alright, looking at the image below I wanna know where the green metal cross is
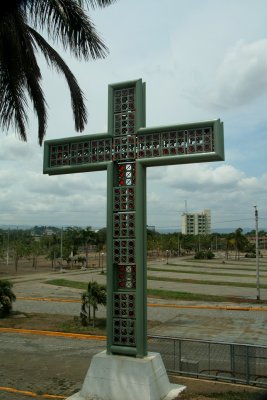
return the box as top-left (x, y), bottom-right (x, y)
top-left (43, 78), bottom-right (224, 358)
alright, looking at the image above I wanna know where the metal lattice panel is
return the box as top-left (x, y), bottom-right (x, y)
top-left (137, 127), bottom-right (214, 158)
top-left (50, 144), bottom-right (70, 167)
top-left (113, 293), bottom-right (135, 316)
top-left (114, 88), bottom-right (135, 114)
top-left (138, 133), bottom-right (160, 158)
top-left (115, 163), bottom-right (136, 186)
top-left (48, 126), bottom-right (216, 169)
top-left (113, 137), bottom-right (136, 161)
top-left (49, 139), bottom-right (112, 167)
top-left (90, 139), bottom-right (112, 162)
top-left (116, 264), bottom-right (136, 289)
top-left (113, 212), bottom-right (135, 237)
top-left (113, 239), bottom-right (135, 264)
top-left (70, 142), bottom-right (91, 164)
top-left (187, 128), bottom-right (214, 153)
top-left (114, 112), bottom-right (135, 136)
top-left (113, 318), bottom-right (136, 346)
top-left (113, 187), bottom-right (135, 211)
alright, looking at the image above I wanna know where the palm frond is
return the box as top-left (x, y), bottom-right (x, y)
top-left (0, 10), bottom-right (30, 141)
top-left (0, 9), bottom-right (48, 144)
top-left (26, 0), bottom-right (108, 60)
top-left (23, 30), bottom-right (47, 145)
top-left (78, 0), bottom-right (117, 9)
top-left (29, 27), bottom-right (87, 133)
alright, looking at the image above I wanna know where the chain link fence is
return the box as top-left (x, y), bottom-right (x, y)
top-left (148, 335), bottom-right (267, 388)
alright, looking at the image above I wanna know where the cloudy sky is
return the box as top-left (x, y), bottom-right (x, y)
top-left (1, 0), bottom-right (267, 232)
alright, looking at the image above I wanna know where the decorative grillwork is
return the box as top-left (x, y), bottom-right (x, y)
top-left (90, 139), bottom-right (112, 162)
top-left (70, 142), bottom-right (90, 164)
top-left (113, 136), bottom-right (136, 160)
top-left (113, 187), bottom-right (135, 211)
top-left (48, 127), bottom-right (215, 167)
top-left (115, 162), bottom-right (136, 186)
top-left (49, 139), bottom-right (112, 167)
top-left (137, 127), bottom-right (214, 158)
top-left (113, 239), bottom-right (135, 264)
top-left (115, 264), bottom-right (136, 289)
top-left (113, 212), bottom-right (135, 237)
top-left (114, 87), bottom-right (135, 114)
top-left (113, 293), bottom-right (135, 316)
top-left (114, 112), bottom-right (135, 136)
top-left (113, 318), bottom-right (136, 346)
top-left (50, 144), bottom-right (69, 166)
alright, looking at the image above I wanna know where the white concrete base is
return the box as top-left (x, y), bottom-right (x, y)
top-left (67, 351), bottom-right (185, 400)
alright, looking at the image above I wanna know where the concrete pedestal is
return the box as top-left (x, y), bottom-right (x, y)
top-left (67, 351), bottom-right (185, 400)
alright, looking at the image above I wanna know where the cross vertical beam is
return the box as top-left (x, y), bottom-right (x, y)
top-left (106, 79), bottom-right (147, 357)
top-left (43, 78), bottom-right (224, 359)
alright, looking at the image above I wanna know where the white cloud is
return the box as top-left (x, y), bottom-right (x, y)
top-left (162, 164), bottom-right (244, 191)
top-left (0, 134), bottom-right (35, 161)
top-left (202, 39), bottom-right (267, 109)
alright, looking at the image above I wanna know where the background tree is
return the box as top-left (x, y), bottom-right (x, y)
top-left (29, 240), bottom-right (43, 270)
top-left (44, 233), bottom-right (61, 269)
top-left (0, 0), bottom-right (117, 144)
top-left (10, 230), bottom-right (32, 272)
top-left (80, 227), bottom-right (96, 268)
top-left (234, 228), bottom-right (250, 259)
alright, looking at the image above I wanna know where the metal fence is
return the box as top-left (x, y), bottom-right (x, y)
top-left (148, 335), bottom-right (267, 388)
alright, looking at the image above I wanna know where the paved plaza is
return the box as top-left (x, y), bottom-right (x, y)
top-left (3, 255), bottom-right (267, 346)
top-left (1, 256), bottom-right (267, 399)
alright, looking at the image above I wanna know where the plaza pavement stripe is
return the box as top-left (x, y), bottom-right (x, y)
top-left (17, 296), bottom-right (267, 311)
top-left (148, 304), bottom-right (267, 311)
top-left (17, 296), bottom-right (80, 303)
top-left (0, 327), bottom-right (106, 341)
top-left (0, 386), bottom-right (65, 399)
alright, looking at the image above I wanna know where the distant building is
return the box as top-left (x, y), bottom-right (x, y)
top-left (247, 236), bottom-right (267, 250)
top-left (181, 209), bottom-right (211, 235)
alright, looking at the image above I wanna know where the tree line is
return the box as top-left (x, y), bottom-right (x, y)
top-left (0, 226), bottom-right (265, 271)
top-left (0, 226), bottom-right (106, 271)
top-left (147, 227), bottom-right (266, 260)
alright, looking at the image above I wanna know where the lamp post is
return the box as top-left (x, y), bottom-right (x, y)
top-left (177, 233), bottom-right (181, 257)
top-left (101, 252), bottom-right (105, 274)
top-left (254, 206), bottom-right (260, 301)
top-left (60, 227), bottom-right (64, 271)
top-left (166, 250), bottom-right (170, 264)
top-left (6, 228), bottom-right (10, 266)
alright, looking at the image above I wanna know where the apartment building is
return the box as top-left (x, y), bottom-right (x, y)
top-left (181, 209), bottom-right (211, 235)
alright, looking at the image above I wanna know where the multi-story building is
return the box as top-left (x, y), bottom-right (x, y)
top-left (181, 209), bottom-right (211, 235)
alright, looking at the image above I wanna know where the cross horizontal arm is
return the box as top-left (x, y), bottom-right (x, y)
top-left (44, 119), bottom-right (224, 175)
top-left (43, 133), bottom-right (113, 175)
top-left (136, 118), bottom-right (224, 167)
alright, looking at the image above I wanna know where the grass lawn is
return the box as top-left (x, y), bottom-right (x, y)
top-left (45, 279), bottom-right (265, 304)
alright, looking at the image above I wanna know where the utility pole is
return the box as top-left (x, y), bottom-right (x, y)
top-left (6, 228), bottom-right (10, 266)
top-left (60, 227), bottom-right (63, 270)
top-left (254, 206), bottom-right (260, 301)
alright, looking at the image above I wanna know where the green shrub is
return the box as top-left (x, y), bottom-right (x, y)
top-left (195, 250), bottom-right (215, 260)
top-left (0, 280), bottom-right (16, 317)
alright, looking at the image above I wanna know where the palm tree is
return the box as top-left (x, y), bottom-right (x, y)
top-left (0, 0), bottom-right (116, 145)
top-left (0, 280), bottom-right (16, 316)
top-left (80, 280), bottom-right (106, 327)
